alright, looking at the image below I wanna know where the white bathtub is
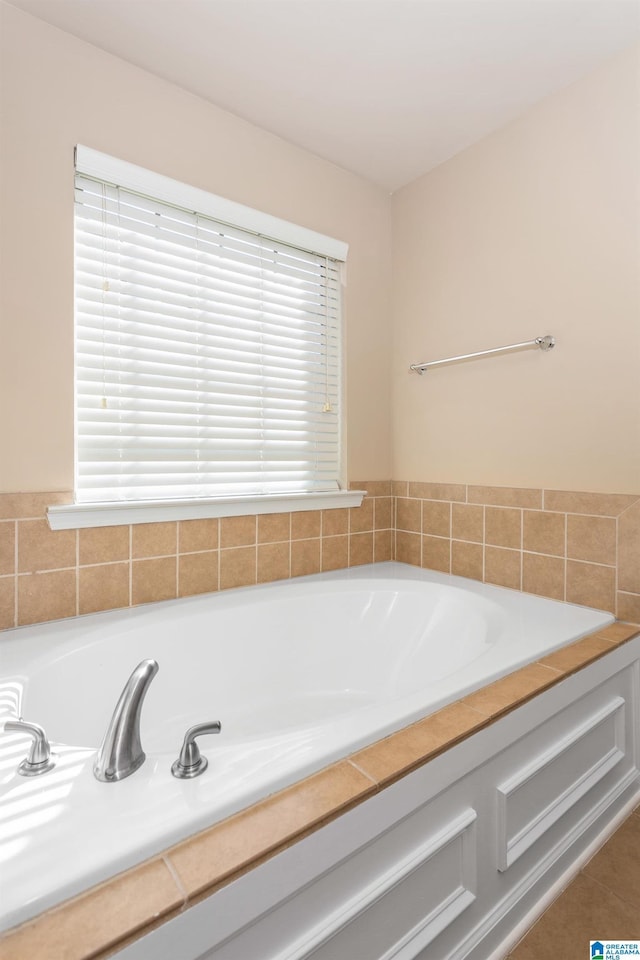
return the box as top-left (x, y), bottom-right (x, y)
top-left (0, 562), bottom-right (613, 933)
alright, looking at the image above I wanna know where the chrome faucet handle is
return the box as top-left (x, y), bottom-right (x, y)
top-left (171, 721), bottom-right (221, 779)
top-left (3, 719), bottom-right (56, 776)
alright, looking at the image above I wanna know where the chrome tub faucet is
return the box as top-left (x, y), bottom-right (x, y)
top-left (94, 659), bottom-right (159, 782)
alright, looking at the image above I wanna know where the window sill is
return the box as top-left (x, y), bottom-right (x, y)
top-left (47, 490), bottom-right (366, 530)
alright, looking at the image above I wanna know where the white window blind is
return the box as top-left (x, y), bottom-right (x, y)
top-left (74, 157), bottom-right (345, 504)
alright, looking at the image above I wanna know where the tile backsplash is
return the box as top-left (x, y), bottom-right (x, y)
top-left (0, 485), bottom-right (393, 629)
top-left (393, 482), bottom-right (640, 622)
top-left (1, 481), bottom-right (638, 630)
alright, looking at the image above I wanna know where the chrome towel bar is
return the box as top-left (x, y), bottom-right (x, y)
top-left (410, 335), bottom-right (555, 374)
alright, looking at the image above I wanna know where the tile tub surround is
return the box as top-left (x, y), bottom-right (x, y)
top-left (393, 483), bottom-right (640, 622)
top-left (0, 484), bottom-right (393, 630)
top-left (1, 482), bottom-right (638, 630)
top-left (1, 621), bottom-right (638, 960)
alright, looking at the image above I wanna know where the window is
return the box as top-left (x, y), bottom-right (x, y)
top-left (50, 147), bottom-right (361, 529)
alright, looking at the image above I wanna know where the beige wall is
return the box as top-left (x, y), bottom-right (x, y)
top-left (392, 44), bottom-right (640, 494)
top-left (0, 3), bottom-right (392, 493)
top-left (2, 5), bottom-right (638, 500)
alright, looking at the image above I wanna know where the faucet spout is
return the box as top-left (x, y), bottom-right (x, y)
top-left (94, 659), bottom-right (159, 782)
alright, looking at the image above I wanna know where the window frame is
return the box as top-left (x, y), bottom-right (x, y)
top-left (48, 147), bottom-right (362, 530)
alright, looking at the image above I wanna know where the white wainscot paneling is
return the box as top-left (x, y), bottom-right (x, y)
top-left (207, 807), bottom-right (477, 960)
top-left (496, 697), bottom-right (626, 872)
top-left (116, 639), bottom-right (640, 960)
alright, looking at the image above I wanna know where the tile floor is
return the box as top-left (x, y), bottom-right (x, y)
top-left (507, 803), bottom-right (640, 958)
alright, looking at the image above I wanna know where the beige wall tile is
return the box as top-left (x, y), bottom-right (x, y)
top-left (0, 577), bottom-right (15, 630)
top-left (178, 519), bottom-right (219, 553)
top-left (408, 482), bottom-right (466, 501)
top-left (462, 663), bottom-right (560, 717)
top-left (618, 500), bottom-right (640, 594)
top-left (0, 859), bottom-right (183, 960)
top-left (132, 522), bottom-right (177, 559)
top-left (566, 560), bottom-right (616, 613)
top-left (523, 510), bottom-right (565, 557)
top-left (395, 531), bottom-right (420, 566)
top-left (374, 529), bottom-right (392, 562)
top-left (349, 532), bottom-right (374, 567)
top-left (257, 542), bottom-right (290, 584)
top-left (0, 491), bottom-right (73, 520)
top-left (485, 506), bottom-right (521, 549)
top-left (392, 480), bottom-right (409, 496)
top-left (17, 569), bottom-right (76, 625)
top-left (220, 515), bottom-right (257, 548)
top-left (18, 519), bottom-right (76, 573)
top-left (219, 546), bottom-right (257, 590)
top-left (0, 522), bottom-right (15, 575)
top-left (257, 513), bottom-right (291, 543)
top-left (179, 552), bottom-right (219, 597)
top-left (168, 762), bottom-right (374, 899)
top-left (538, 635), bottom-right (616, 673)
top-left (522, 553), bottom-right (565, 601)
top-left (321, 535), bottom-right (349, 571)
top-left (422, 500), bottom-right (450, 538)
top-left (352, 480), bottom-right (392, 497)
top-left (291, 510), bottom-right (321, 540)
top-left (422, 535), bottom-right (450, 573)
top-left (79, 562), bottom-right (130, 615)
top-left (79, 525), bottom-right (129, 566)
top-left (351, 702), bottom-right (484, 786)
top-left (373, 497), bottom-right (392, 530)
top-left (451, 540), bottom-right (483, 581)
top-left (567, 514), bottom-right (616, 565)
top-left (452, 503), bottom-right (483, 543)
top-left (349, 498), bottom-right (374, 533)
top-left (591, 622), bottom-right (639, 644)
top-left (544, 490), bottom-right (638, 517)
top-left (617, 592), bottom-right (640, 624)
top-left (484, 546), bottom-right (521, 590)
top-left (132, 557), bottom-right (177, 605)
top-left (321, 508), bottom-right (348, 537)
top-left (468, 485), bottom-right (542, 509)
top-left (291, 538), bottom-right (321, 577)
top-left (396, 497), bottom-right (421, 532)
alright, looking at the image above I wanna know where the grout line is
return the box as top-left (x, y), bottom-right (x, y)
top-left (615, 516), bottom-right (619, 618)
top-left (161, 856), bottom-right (188, 905)
top-left (347, 759), bottom-right (379, 787)
top-left (520, 509), bottom-right (524, 591)
top-left (563, 511), bottom-right (568, 601)
top-left (13, 520), bottom-right (18, 627)
top-left (75, 529), bottom-right (79, 617)
top-left (128, 525), bottom-right (133, 607)
top-left (580, 870), bottom-right (639, 913)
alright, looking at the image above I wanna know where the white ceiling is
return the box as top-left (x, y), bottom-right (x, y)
top-left (7, 0), bottom-right (640, 190)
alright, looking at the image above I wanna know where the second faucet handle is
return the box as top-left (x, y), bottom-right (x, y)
top-left (171, 721), bottom-right (221, 779)
top-left (4, 719), bottom-right (55, 776)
